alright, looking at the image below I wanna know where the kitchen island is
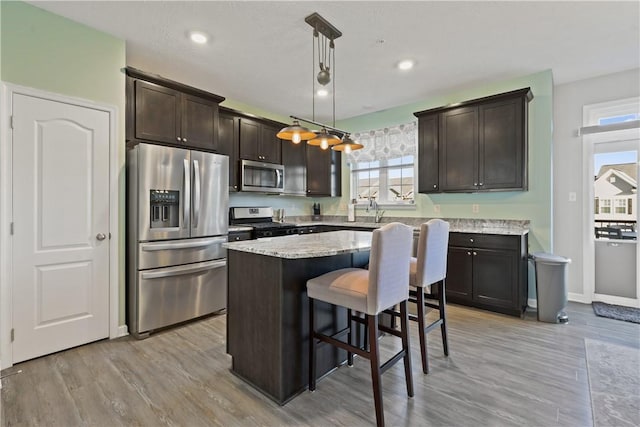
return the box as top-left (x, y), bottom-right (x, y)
top-left (224, 231), bottom-right (373, 404)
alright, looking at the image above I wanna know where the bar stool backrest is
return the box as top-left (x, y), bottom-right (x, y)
top-left (415, 219), bottom-right (450, 288)
top-left (367, 222), bottom-right (413, 314)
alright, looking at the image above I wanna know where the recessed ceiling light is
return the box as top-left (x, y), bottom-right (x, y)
top-left (397, 60), bottom-right (414, 71)
top-left (189, 31), bottom-right (208, 45)
top-left (317, 89), bottom-right (328, 97)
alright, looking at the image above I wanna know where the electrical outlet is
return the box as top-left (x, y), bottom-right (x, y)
top-left (433, 204), bottom-right (441, 213)
top-left (568, 192), bottom-right (577, 202)
top-left (472, 204), bottom-right (480, 213)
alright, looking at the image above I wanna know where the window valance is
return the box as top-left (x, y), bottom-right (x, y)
top-left (346, 121), bottom-right (417, 164)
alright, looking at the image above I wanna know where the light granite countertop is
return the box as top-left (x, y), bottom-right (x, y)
top-left (223, 230), bottom-right (373, 259)
top-left (289, 217), bottom-right (529, 236)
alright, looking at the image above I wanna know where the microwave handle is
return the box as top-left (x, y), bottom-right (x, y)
top-left (275, 169), bottom-right (282, 189)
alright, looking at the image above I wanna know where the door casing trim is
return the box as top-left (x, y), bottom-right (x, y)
top-left (0, 82), bottom-right (120, 369)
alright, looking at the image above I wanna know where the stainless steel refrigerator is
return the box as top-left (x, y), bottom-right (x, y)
top-left (127, 143), bottom-right (228, 338)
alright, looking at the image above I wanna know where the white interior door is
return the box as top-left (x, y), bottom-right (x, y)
top-left (11, 93), bottom-right (110, 363)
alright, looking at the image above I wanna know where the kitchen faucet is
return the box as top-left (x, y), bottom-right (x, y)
top-left (366, 198), bottom-right (384, 223)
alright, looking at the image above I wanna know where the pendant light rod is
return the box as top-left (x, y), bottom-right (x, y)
top-left (289, 115), bottom-right (348, 137)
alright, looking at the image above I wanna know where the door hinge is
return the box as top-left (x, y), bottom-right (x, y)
top-left (10, 328), bottom-right (14, 342)
top-left (10, 222), bottom-right (14, 235)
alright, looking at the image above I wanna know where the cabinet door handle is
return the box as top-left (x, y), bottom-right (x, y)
top-left (479, 182), bottom-right (483, 186)
top-left (433, 184), bottom-right (437, 188)
top-left (467, 251), bottom-right (472, 255)
top-left (473, 251), bottom-right (477, 256)
top-left (183, 138), bottom-right (188, 143)
top-left (177, 137), bottom-right (182, 142)
top-left (470, 238), bottom-right (474, 243)
top-left (474, 182), bottom-right (478, 186)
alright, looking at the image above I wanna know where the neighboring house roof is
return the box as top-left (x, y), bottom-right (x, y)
top-left (595, 167), bottom-right (637, 196)
top-left (597, 163), bottom-right (637, 181)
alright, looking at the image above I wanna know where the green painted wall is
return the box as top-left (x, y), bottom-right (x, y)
top-left (1, 1), bottom-right (127, 324)
top-left (326, 70), bottom-right (554, 258)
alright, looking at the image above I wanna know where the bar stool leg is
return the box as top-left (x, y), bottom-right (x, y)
top-left (399, 300), bottom-right (414, 397)
top-left (439, 280), bottom-right (449, 356)
top-left (367, 314), bottom-right (384, 427)
top-left (347, 309), bottom-right (354, 366)
top-left (416, 287), bottom-right (429, 374)
top-left (309, 297), bottom-right (317, 391)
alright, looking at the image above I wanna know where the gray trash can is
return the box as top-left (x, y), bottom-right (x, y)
top-left (530, 252), bottom-right (571, 323)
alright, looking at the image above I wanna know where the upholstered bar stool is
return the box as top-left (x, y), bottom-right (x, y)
top-left (307, 223), bottom-right (414, 427)
top-left (408, 219), bottom-right (450, 374)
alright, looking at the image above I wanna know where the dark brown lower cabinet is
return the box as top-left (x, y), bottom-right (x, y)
top-left (446, 233), bottom-right (528, 317)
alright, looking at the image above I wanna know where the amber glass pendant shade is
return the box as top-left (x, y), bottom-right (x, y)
top-left (332, 134), bottom-right (363, 153)
top-left (307, 128), bottom-right (341, 150)
top-left (276, 121), bottom-right (316, 143)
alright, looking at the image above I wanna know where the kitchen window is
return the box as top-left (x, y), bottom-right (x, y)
top-left (615, 198), bottom-right (627, 214)
top-left (600, 199), bottom-right (612, 214)
top-left (347, 122), bottom-right (417, 206)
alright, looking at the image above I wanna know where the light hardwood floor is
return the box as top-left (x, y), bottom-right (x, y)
top-left (2, 302), bottom-right (639, 426)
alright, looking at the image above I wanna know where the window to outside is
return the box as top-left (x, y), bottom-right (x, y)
top-left (615, 199), bottom-right (627, 214)
top-left (347, 122), bottom-right (417, 206)
top-left (600, 199), bottom-right (611, 214)
top-left (598, 113), bottom-right (640, 125)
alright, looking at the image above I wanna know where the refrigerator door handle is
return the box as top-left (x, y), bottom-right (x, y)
top-left (183, 158), bottom-right (190, 229)
top-left (141, 237), bottom-right (227, 251)
top-left (141, 259), bottom-right (226, 280)
top-left (193, 159), bottom-right (201, 229)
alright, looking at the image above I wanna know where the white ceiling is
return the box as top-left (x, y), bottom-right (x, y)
top-left (30, 1), bottom-right (640, 123)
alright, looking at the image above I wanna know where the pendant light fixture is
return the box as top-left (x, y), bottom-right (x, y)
top-left (276, 12), bottom-right (363, 153)
top-left (276, 120), bottom-right (316, 144)
top-left (331, 133), bottom-right (363, 154)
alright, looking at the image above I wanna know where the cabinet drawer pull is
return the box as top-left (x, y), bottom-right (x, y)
top-left (433, 184), bottom-right (437, 188)
top-left (470, 238), bottom-right (474, 243)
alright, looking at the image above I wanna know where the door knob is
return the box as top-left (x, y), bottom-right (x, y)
top-left (96, 233), bottom-right (106, 241)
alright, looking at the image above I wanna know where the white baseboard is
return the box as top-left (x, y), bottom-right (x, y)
top-left (568, 292), bottom-right (592, 304)
top-left (528, 298), bottom-right (537, 308)
top-left (593, 294), bottom-right (640, 308)
top-left (116, 324), bottom-right (129, 338)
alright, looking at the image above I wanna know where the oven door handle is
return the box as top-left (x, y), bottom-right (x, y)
top-left (141, 237), bottom-right (227, 251)
top-left (141, 259), bottom-right (226, 280)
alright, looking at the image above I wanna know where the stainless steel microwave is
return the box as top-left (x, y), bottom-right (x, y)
top-left (240, 159), bottom-right (285, 193)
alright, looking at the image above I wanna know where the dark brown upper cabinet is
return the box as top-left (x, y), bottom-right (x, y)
top-left (239, 118), bottom-right (282, 164)
top-left (306, 145), bottom-right (341, 197)
top-left (281, 139), bottom-right (307, 196)
top-left (414, 88), bottom-right (532, 193)
top-left (417, 114), bottom-right (439, 193)
top-left (218, 112), bottom-right (239, 191)
top-left (125, 67), bottom-right (224, 152)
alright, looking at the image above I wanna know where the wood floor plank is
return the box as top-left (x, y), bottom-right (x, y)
top-left (2, 302), bottom-right (639, 426)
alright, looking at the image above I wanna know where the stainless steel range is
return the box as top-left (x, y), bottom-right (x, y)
top-left (127, 143), bottom-right (228, 338)
top-left (229, 207), bottom-right (299, 238)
